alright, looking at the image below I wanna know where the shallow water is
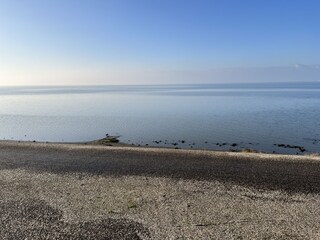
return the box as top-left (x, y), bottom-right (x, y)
top-left (0, 82), bottom-right (319, 154)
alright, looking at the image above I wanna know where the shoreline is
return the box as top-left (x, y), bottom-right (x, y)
top-left (1, 139), bottom-right (318, 157)
top-left (1, 139), bottom-right (320, 193)
top-left (1, 140), bottom-right (320, 239)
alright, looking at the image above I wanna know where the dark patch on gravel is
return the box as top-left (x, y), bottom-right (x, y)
top-left (0, 199), bottom-right (149, 240)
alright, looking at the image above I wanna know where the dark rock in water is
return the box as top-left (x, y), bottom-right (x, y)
top-left (172, 143), bottom-right (178, 146)
top-left (231, 143), bottom-right (237, 147)
top-left (275, 143), bottom-right (306, 152)
top-left (181, 140), bottom-right (185, 143)
top-left (276, 144), bottom-right (286, 148)
top-left (205, 141), bottom-right (208, 144)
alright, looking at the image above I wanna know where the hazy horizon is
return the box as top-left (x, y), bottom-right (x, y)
top-left (1, 1), bottom-right (319, 86)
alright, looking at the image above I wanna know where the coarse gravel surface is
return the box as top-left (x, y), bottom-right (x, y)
top-left (0, 141), bottom-right (320, 239)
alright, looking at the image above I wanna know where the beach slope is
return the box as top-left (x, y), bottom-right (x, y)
top-left (0, 141), bottom-right (320, 239)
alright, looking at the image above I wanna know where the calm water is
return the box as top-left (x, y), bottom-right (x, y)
top-left (0, 82), bottom-right (320, 154)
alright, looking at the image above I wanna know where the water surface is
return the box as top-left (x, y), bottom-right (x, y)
top-left (1, 82), bottom-right (319, 154)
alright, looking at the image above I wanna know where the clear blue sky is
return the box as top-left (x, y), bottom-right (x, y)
top-left (0, 0), bottom-right (319, 85)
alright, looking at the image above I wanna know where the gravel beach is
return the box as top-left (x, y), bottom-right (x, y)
top-left (0, 141), bottom-right (320, 239)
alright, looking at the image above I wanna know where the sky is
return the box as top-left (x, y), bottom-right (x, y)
top-left (0, 0), bottom-right (319, 86)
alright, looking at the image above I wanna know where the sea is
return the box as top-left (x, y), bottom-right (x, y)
top-left (0, 82), bottom-right (319, 155)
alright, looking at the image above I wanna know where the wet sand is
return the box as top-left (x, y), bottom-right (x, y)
top-left (0, 141), bottom-right (320, 239)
